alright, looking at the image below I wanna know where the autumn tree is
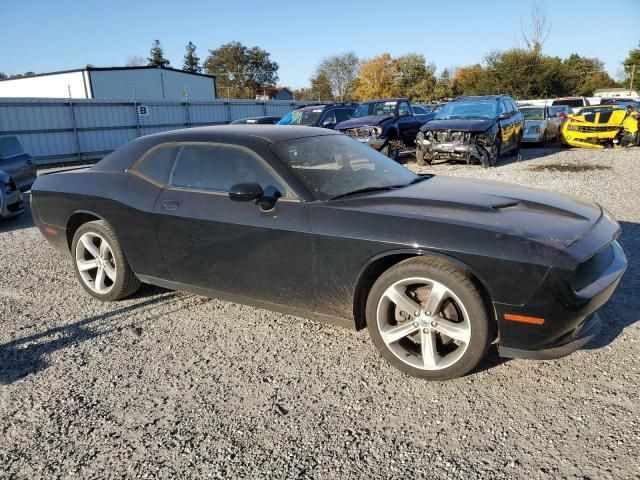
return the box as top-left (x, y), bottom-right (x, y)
top-left (432, 69), bottom-right (453, 100)
top-left (395, 54), bottom-right (436, 101)
top-left (148, 40), bottom-right (170, 68)
top-left (204, 41), bottom-right (278, 99)
top-left (125, 55), bottom-right (145, 67)
top-left (452, 64), bottom-right (492, 95)
top-left (562, 54), bottom-right (615, 96)
top-left (183, 42), bottom-right (202, 73)
top-left (352, 54), bottom-right (401, 101)
top-left (315, 52), bottom-right (360, 101)
top-left (309, 72), bottom-right (333, 100)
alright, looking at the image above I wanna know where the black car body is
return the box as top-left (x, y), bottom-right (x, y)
top-left (334, 98), bottom-right (431, 159)
top-left (416, 95), bottom-right (525, 168)
top-left (31, 126), bottom-right (626, 379)
top-left (0, 136), bottom-right (37, 192)
top-left (230, 116), bottom-right (282, 125)
top-left (277, 103), bottom-right (357, 129)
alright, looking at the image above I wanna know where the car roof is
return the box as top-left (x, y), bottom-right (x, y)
top-left (452, 95), bottom-right (509, 102)
top-left (92, 125), bottom-right (339, 172)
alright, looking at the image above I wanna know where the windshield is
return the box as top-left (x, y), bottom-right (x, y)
top-left (434, 101), bottom-right (497, 120)
top-left (271, 134), bottom-right (417, 201)
top-left (552, 99), bottom-right (583, 108)
top-left (521, 108), bottom-right (545, 120)
top-left (277, 108), bottom-right (323, 126)
top-left (353, 101), bottom-right (397, 118)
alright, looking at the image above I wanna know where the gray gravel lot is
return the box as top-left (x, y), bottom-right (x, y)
top-left (1, 146), bottom-right (639, 479)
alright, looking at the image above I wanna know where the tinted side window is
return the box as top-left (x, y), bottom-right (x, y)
top-left (398, 102), bottom-right (411, 117)
top-left (335, 108), bottom-right (353, 122)
top-left (169, 145), bottom-right (286, 196)
top-left (321, 110), bottom-right (337, 125)
top-left (133, 146), bottom-right (180, 184)
top-left (499, 101), bottom-right (509, 115)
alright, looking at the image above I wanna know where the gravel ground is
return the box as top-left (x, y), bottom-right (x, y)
top-left (1, 146), bottom-right (639, 479)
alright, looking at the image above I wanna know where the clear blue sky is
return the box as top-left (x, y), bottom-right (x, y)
top-left (1, 0), bottom-right (638, 88)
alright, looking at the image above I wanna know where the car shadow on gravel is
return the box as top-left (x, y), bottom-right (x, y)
top-left (0, 288), bottom-right (186, 385)
top-left (583, 221), bottom-right (640, 351)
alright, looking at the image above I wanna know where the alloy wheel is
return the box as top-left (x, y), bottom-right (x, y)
top-left (75, 232), bottom-right (117, 294)
top-left (376, 277), bottom-right (471, 371)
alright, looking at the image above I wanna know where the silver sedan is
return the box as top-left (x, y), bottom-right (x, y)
top-left (520, 106), bottom-right (560, 144)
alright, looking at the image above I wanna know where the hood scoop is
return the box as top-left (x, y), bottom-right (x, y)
top-left (492, 198), bottom-right (589, 220)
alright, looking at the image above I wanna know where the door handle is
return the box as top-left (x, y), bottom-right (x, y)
top-left (161, 200), bottom-right (179, 211)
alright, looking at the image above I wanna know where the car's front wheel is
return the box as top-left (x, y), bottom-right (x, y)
top-left (71, 220), bottom-right (140, 301)
top-left (381, 142), bottom-right (399, 161)
top-left (366, 257), bottom-right (493, 380)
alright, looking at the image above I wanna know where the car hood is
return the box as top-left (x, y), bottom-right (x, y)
top-left (568, 109), bottom-right (627, 127)
top-left (420, 118), bottom-right (496, 132)
top-left (335, 115), bottom-right (392, 130)
top-left (335, 176), bottom-right (602, 249)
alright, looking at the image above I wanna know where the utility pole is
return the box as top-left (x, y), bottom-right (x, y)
top-left (630, 64), bottom-right (637, 92)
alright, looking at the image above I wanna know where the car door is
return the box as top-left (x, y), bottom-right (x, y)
top-left (396, 101), bottom-right (420, 145)
top-left (498, 100), bottom-right (514, 150)
top-left (319, 109), bottom-right (338, 129)
top-left (153, 143), bottom-right (315, 311)
top-left (0, 137), bottom-right (34, 191)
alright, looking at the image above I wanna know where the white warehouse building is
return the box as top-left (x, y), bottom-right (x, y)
top-left (0, 66), bottom-right (217, 100)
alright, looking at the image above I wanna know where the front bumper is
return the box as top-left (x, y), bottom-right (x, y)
top-left (494, 215), bottom-right (626, 360)
top-left (344, 133), bottom-right (385, 150)
top-left (417, 137), bottom-right (492, 166)
top-left (522, 133), bottom-right (544, 143)
top-left (0, 189), bottom-right (25, 219)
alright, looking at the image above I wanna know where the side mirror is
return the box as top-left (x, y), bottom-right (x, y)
top-left (229, 182), bottom-right (263, 202)
top-left (499, 112), bottom-right (511, 120)
top-left (321, 120), bottom-right (335, 128)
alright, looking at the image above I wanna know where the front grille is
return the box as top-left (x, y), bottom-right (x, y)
top-left (433, 131), bottom-right (468, 142)
top-left (569, 125), bottom-right (619, 133)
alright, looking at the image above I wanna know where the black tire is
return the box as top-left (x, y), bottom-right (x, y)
top-left (366, 257), bottom-right (493, 380)
top-left (381, 142), bottom-right (398, 161)
top-left (71, 220), bottom-right (141, 301)
top-left (489, 137), bottom-right (501, 167)
top-left (508, 135), bottom-right (522, 157)
top-left (416, 147), bottom-right (426, 166)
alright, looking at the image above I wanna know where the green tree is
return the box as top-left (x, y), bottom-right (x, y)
top-left (315, 52), bottom-right (360, 101)
top-left (562, 54), bottom-right (614, 95)
top-left (204, 41), bottom-right (278, 99)
top-left (395, 54), bottom-right (436, 101)
top-left (182, 41), bottom-right (201, 73)
top-left (309, 72), bottom-right (333, 100)
top-left (622, 41), bottom-right (640, 89)
top-left (148, 40), bottom-right (170, 68)
top-left (0, 72), bottom-right (7, 80)
top-left (432, 69), bottom-right (453, 100)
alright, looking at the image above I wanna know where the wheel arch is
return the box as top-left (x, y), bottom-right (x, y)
top-left (352, 249), bottom-right (496, 331)
top-left (65, 210), bottom-right (105, 250)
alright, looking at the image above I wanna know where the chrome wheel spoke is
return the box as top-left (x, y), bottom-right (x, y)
top-left (77, 259), bottom-right (99, 272)
top-left (384, 285), bottom-right (422, 316)
top-left (423, 282), bottom-right (449, 316)
top-left (80, 235), bottom-right (100, 258)
top-left (94, 267), bottom-right (106, 293)
top-left (433, 318), bottom-right (471, 343)
top-left (380, 321), bottom-right (420, 345)
top-left (99, 240), bottom-right (110, 259)
top-left (103, 262), bottom-right (116, 281)
top-left (421, 329), bottom-right (438, 369)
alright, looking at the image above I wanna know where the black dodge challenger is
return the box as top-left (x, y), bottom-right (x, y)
top-left (31, 126), bottom-right (627, 380)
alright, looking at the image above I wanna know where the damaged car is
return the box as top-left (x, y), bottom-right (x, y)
top-left (561, 104), bottom-right (640, 149)
top-left (520, 105), bottom-right (561, 144)
top-left (415, 95), bottom-right (524, 167)
top-left (0, 170), bottom-right (25, 219)
top-left (334, 98), bottom-right (431, 160)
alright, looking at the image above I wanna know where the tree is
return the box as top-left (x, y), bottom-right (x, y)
top-left (352, 54), bottom-right (401, 101)
top-left (315, 52), bottom-right (360, 101)
top-left (452, 64), bottom-right (491, 95)
top-left (309, 72), bottom-right (333, 100)
top-left (432, 69), bottom-right (453, 100)
top-left (183, 41), bottom-right (201, 73)
top-left (204, 41), bottom-right (278, 99)
top-left (0, 72), bottom-right (7, 81)
top-left (125, 55), bottom-right (145, 67)
top-left (148, 40), bottom-right (170, 68)
top-left (622, 42), bottom-right (640, 89)
top-left (395, 54), bottom-right (436, 101)
top-left (562, 54), bottom-right (615, 96)
top-left (521, 4), bottom-right (551, 54)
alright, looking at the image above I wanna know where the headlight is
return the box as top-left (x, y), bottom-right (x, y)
top-left (527, 126), bottom-right (540, 134)
top-left (417, 131), bottom-right (424, 141)
top-left (371, 126), bottom-right (382, 136)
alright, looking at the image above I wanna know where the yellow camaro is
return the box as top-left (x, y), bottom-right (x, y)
top-left (561, 104), bottom-right (640, 149)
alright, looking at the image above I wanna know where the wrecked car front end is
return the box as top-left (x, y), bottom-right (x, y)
top-left (561, 107), bottom-right (640, 149)
top-left (341, 125), bottom-right (387, 150)
top-left (416, 125), bottom-right (499, 168)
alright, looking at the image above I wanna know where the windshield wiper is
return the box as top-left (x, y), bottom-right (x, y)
top-left (329, 186), bottom-right (394, 200)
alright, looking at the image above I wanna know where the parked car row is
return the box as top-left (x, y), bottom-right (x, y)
top-left (0, 136), bottom-right (36, 220)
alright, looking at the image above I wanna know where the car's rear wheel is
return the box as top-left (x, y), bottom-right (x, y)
top-left (366, 257), bottom-right (493, 380)
top-left (71, 220), bottom-right (140, 301)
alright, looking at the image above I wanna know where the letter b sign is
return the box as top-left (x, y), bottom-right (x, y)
top-left (137, 106), bottom-right (149, 116)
